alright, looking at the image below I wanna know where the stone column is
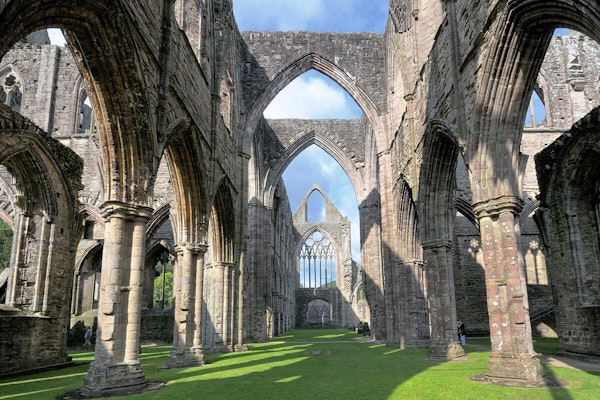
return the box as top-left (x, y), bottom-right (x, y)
top-left (193, 245), bottom-right (207, 353)
top-left (358, 201), bottom-right (386, 341)
top-left (473, 196), bottom-right (544, 386)
top-left (222, 262), bottom-right (231, 350)
top-left (83, 201), bottom-right (152, 397)
top-left (167, 243), bottom-right (205, 367)
top-left (422, 240), bottom-right (465, 360)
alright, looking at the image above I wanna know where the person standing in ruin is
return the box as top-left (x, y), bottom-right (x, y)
top-left (84, 326), bottom-right (92, 348)
top-left (458, 321), bottom-right (466, 346)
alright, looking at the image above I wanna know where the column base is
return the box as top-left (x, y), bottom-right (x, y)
top-left (234, 343), bottom-right (249, 352)
top-left (82, 361), bottom-right (146, 397)
top-left (166, 346), bottom-right (205, 368)
top-left (485, 353), bottom-right (545, 387)
top-left (427, 341), bottom-right (466, 361)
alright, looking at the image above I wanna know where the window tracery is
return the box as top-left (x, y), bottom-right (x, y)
top-left (299, 230), bottom-right (336, 288)
top-left (0, 71), bottom-right (22, 113)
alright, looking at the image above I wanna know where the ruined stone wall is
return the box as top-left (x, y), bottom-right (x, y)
top-left (536, 106), bottom-right (600, 356)
top-left (540, 33), bottom-right (600, 130)
top-left (0, 315), bottom-right (71, 374)
top-left (240, 31), bottom-right (386, 115)
top-left (295, 288), bottom-right (346, 328)
top-left (263, 118), bottom-right (367, 172)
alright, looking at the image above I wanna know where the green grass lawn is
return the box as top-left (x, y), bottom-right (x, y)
top-left (1, 329), bottom-right (599, 399)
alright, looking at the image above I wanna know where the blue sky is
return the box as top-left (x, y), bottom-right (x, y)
top-left (234, 1), bottom-right (389, 262)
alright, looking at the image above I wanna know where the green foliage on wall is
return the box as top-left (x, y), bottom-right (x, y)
top-left (0, 220), bottom-right (12, 269)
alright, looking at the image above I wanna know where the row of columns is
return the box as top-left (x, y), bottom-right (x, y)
top-left (81, 195), bottom-right (542, 393)
top-left (421, 195), bottom-right (543, 384)
top-left (82, 202), bottom-right (214, 396)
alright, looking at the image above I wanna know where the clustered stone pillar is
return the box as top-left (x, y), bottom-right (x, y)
top-left (358, 202), bottom-right (386, 341)
top-left (167, 243), bottom-right (206, 367)
top-left (473, 196), bottom-right (544, 386)
top-left (422, 239), bottom-right (465, 360)
top-left (83, 201), bottom-right (153, 397)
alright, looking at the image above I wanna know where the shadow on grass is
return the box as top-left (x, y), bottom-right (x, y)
top-left (1, 330), bottom-right (599, 400)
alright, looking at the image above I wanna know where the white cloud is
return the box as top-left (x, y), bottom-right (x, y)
top-left (264, 72), bottom-right (360, 119)
top-left (234, 0), bottom-right (326, 31)
top-left (233, 0), bottom-right (387, 33)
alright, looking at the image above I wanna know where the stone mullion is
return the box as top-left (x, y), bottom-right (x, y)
top-left (474, 197), bottom-right (544, 386)
top-left (83, 201), bottom-right (152, 397)
top-left (8, 213), bottom-right (27, 307)
top-left (422, 240), bottom-right (465, 360)
top-left (32, 217), bottom-right (51, 313)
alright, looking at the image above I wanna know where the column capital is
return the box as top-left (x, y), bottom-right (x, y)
top-left (421, 239), bottom-right (452, 250)
top-left (472, 195), bottom-right (523, 219)
top-left (214, 261), bottom-right (236, 269)
top-left (175, 242), bottom-right (208, 255)
top-left (100, 201), bottom-right (153, 222)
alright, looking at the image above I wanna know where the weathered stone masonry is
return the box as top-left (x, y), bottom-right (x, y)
top-left (0, 0), bottom-right (599, 394)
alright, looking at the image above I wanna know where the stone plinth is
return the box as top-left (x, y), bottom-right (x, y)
top-left (82, 361), bottom-right (146, 397)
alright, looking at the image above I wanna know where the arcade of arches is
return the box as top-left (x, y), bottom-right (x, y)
top-left (0, 0), bottom-right (598, 395)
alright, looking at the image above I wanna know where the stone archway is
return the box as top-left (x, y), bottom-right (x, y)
top-left (306, 299), bottom-right (332, 325)
top-left (0, 103), bottom-right (82, 375)
top-left (465, 0), bottom-right (600, 386)
top-left (536, 105), bottom-right (600, 358)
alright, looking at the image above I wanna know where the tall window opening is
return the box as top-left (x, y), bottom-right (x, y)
top-left (153, 250), bottom-right (173, 309)
top-left (264, 70), bottom-right (361, 120)
top-left (0, 219), bottom-right (12, 304)
top-left (0, 71), bottom-right (22, 113)
top-left (306, 190), bottom-right (325, 222)
top-left (524, 89), bottom-right (546, 128)
top-left (299, 230), bottom-right (336, 288)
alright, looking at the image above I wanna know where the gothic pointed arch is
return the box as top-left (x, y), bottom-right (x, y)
top-left (416, 121), bottom-right (464, 359)
top-left (210, 177), bottom-right (236, 263)
top-left (455, 198), bottom-right (479, 230)
top-left (164, 120), bottom-right (208, 245)
top-left (242, 53), bottom-right (383, 153)
top-left (264, 131), bottom-right (364, 207)
top-left (418, 120), bottom-right (460, 243)
top-left (146, 203), bottom-right (172, 247)
top-left (536, 105), bottom-right (600, 356)
top-left (0, 1), bottom-right (158, 204)
top-left (0, 103), bottom-right (82, 373)
top-left (471, 0), bottom-right (600, 203)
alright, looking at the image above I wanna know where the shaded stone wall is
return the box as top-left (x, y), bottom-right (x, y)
top-left (536, 106), bottom-right (600, 357)
top-left (140, 312), bottom-right (174, 343)
top-left (240, 31), bottom-right (386, 114)
top-left (295, 289), bottom-right (346, 328)
top-left (0, 315), bottom-right (71, 374)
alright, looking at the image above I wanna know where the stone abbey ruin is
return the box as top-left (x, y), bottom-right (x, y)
top-left (0, 0), bottom-right (599, 396)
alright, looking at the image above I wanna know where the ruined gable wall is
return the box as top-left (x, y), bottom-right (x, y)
top-left (240, 31), bottom-right (387, 115)
top-left (262, 118), bottom-right (367, 172)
